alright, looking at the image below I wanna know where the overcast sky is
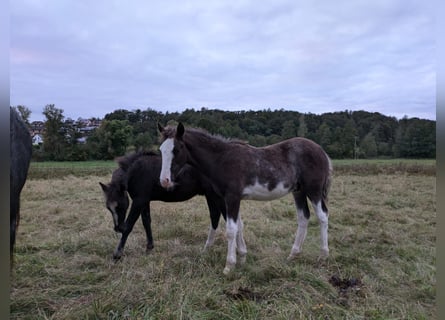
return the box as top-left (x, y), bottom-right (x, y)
top-left (10, 0), bottom-right (436, 122)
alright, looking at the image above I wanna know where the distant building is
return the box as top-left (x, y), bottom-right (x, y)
top-left (29, 121), bottom-right (45, 136)
top-left (28, 117), bottom-right (102, 145)
top-left (32, 134), bottom-right (43, 145)
top-left (78, 126), bottom-right (97, 134)
top-left (77, 136), bottom-right (87, 144)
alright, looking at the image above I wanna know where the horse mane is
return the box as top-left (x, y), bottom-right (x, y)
top-left (116, 151), bottom-right (159, 172)
top-left (160, 125), bottom-right (248, 145)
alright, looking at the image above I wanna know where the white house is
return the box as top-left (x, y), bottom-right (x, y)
top-left (32, 134), bottom-right (43, 145)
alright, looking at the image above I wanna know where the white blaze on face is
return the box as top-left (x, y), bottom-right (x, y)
top-left (159, 138), bottom-right (175, 188)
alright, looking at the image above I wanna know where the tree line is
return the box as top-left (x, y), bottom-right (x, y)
top-left (13, 104), bottom-right (436, 161)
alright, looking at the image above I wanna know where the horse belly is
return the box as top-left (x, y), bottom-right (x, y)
top-left (242, 181), bottom-right (290, 201)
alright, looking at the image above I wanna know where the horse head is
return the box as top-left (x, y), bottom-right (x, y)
top-left (158, 122), bottom-right (188, 189)
top-left (99, 182), bottom-right (129, 233)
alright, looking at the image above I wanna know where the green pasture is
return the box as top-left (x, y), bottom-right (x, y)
top-left (28, 158), bottom-right (436, 179)
top-left (11, 164), bottom-right (436, 319)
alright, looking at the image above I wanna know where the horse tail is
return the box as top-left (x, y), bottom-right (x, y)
top-left (321, 153), bottom-right (333, 213)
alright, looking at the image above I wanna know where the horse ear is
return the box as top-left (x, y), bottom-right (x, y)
top-left (99, 182), bottom-right (108, 193)
top-left (176, 122), bottom-right (185, 139)
top-left (157, 122), bottom-right (164, 133)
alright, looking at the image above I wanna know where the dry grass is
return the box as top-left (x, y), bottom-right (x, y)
top-left (11, 171), bottom-right (436, 319)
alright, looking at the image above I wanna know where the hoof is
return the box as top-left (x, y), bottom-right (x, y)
top-left (113, 252), bottom-right (122, 260)
top-left (223, 263), bottom-right (235, 275)
top-left (318, 250), bottom-right (329, 261)
top-left (287, 251), bottom-right (301, 261)
top-left (238, 254), bottom-right (247, 265)
top-left (146, 243), bottom-right (154, 251)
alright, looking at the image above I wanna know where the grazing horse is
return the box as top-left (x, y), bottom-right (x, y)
top-left (158, 123), bottom-right (332, 275)
top-left (100, 151), bottom-right (226, 259)
top-left (10, 107), bottom-right (32, 258)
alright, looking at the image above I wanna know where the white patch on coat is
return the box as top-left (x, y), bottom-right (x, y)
top-left (159, 138), bottom-right (174, 188)
top-left (242, 180), bottom-right (290, 201)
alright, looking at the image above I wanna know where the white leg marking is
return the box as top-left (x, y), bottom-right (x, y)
top-left (288, 208), bottom-right (309, 260)
top-left (312, 201), bottom-right (329, 258)
top-left (159, 138), bottom-right (174, 188)
top-left (224, 218), bottom-right (238, 275)
top-left (203, 225), bottom-right (217, 251)
top-left (236, 215), bottom-right (247, 264)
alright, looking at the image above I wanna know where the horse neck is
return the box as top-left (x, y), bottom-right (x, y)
top-left (184, 132), bottom-right (230, 177)
top-left (111, 168), bottom-right (127, 191)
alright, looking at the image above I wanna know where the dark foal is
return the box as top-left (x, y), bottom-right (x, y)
top-left (10, 107), bottom-right (32, 259)
top-left (159, 123), bottom-right (332, 274)
top-left (100, 151), bottom-right (226, 259)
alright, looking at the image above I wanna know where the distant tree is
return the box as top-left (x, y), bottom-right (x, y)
top-left (42, 104), bottom-right (66, 160)
top-left (87, 119), bottom-right (133, 159)
top-left (248, 134), bottom-right (267, 147)
top-left (328, 118), bottom-right (357, 158)
top-left (197, 118), bottom-right (217, 133)
top-left (133, 132), bottom-right (155, 151)
top-left (13, 105), bottom-right (31, 125)
top-left (281, 120), bottom-right (296, 139)
top-left (63, 120), bottom-right (87, 160)
top-left (316, 122), bottom-right (333, 152)
top-left (266, 134), bottom-right (282, 145)
top-left (377, 142), bottom-right (391, 157)
top-left (268, 118), bottom-right (284, 136)
top-left (218, 123), bottom-right (246, 140)
top-left (398, 119), bottom-right (436, 158)
top-left (360, 132), bottom-right (378, 158)
top-left (37, 106), bottom-right (435, 160)
top-left (297, 114), bottom-right (307, 137)
top-left (104, 109), bottom-right (132, 121)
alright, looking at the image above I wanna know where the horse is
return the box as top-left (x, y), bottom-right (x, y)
top-left (10, 107), bottom-right (32, 259)
top-left (158, 123), bottom-right (333, 275)
top-left (99, 151), bottom-right (226, 259)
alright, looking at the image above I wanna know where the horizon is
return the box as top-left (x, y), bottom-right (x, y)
top-left (22, 106), bottom-right (435, 123)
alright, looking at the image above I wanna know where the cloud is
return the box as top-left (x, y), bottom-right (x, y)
top-left (10, 0), bottom-right (435, 121)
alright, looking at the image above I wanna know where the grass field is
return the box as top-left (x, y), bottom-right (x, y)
top-left (11, 160), bottom-right (436, 319)
top-left (28, 161), bottom-right (117, 179)
top-left (27, 158), bottom-right (436, 179)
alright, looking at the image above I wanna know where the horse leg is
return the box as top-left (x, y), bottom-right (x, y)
top-left (113, 202), bottom-right (141, 260)
top-left (312, 200), bottom-right (329, 259)
top-left (288, 192), bottom-right (310, 260)
top-left (140, 204), bottom-right (154, 252)
top-left (10, 192), bottom-right (20, 257)
top-left (223, 197), bottom-right (241, 275)
top-left (203, 194), bottom-right (222, 251)
top-left (236, 214), bottom-right (247, 264)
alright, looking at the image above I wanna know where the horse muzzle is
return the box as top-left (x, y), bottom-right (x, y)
top-left (160, 178), bottom-right (175, 189)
